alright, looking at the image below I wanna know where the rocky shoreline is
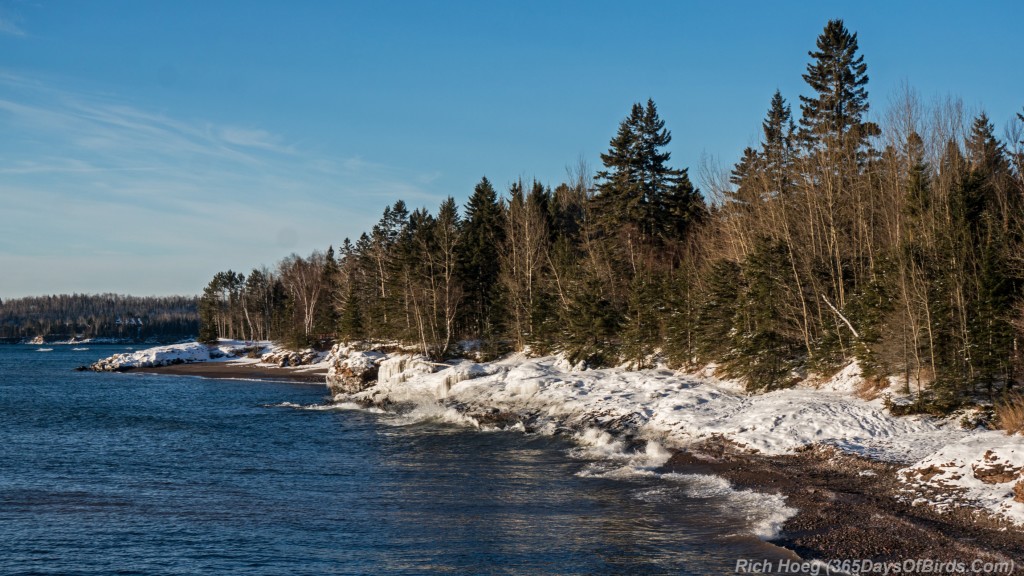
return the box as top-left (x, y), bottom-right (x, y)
top-left (327, 348), bottom-right (1024, 572)
top-left (667, 441), bottom-right (1023, 573)
top-left (88, 342), bottom-right (1024, 570)
top-left (340, 391), bottom-right (1024, 571)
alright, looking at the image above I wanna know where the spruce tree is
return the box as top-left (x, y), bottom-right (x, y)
top-left (338, 282), bottom-right (365, 341)
top-left (313, 246), bottom-right (341, 340)
top-left (694, 259), bottom-right (742, 365)
top-left (734, 239), bottom-right (803, 391)
top-left (459, 177), bottom-right (504, 342)
top-left (198, 280), bottom-right (220, 343)
top-left (761, 90), bottom-right (796, 196)
top-left (594, 99), bottom-right (701, 243)
top-left (905, 131), bottom-right (931, 219)
top-left (561, 274), bottom-right (622, 367)
top-left (729, 147), bottom-right (763, 207)
top-left (799, 20), bottom-right (876, 148)
top-left (621, 273), bottom-right (662, 368)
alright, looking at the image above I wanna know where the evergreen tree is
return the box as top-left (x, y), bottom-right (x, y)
top-left (733, 239), bottom-right (804, 391)
top-left (314, 246), bottom-right (341, 339)
top-left (799, 19), bottom-right (876, 148)
top-left (459, 177), bottom-right (504, 342)
top-left (905, 131), bottom-right (931, 218)
top-left (621, 273), bottom-right (663, 368)
top-left (966, 112), bottom-right (1008, 175)
top-left (434, 196), bottom-right (464, 356)
top-left (198, 280), bottom-right (220, 343)
top-left (761, 90), bottom-right (796, 196)
top-left (594, 99), bottom-right (702, 243)
top-left (338, 281), bottom-right (365, 341)
top-left (729, 147), bottom-right (763, 207)
top-left (694, 259), bottom-right (742, 364)
top-left (561, 274), bottom-right (622, 367)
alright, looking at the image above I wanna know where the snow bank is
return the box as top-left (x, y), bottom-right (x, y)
top-left (344, 355), bottom-right (1024, 527)
top-left (86, 340), bottom-right (261, 371)
top-left (353, 357), bottom-right (968, 463)
top-left (899, 431), bottom-right (1024, 525)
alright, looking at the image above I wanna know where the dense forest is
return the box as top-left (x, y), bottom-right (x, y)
top-left (199, 20), bottom-right (1024, 413)
top-left (0, 294), bottom-right (199, 342)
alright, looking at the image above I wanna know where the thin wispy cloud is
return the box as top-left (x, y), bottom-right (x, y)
top-left (219, 127), bottom-right (295, 154)
top-left (0, 72), bottom-right (443, 296)
top-left (0, 15), bottom-right (25, 37)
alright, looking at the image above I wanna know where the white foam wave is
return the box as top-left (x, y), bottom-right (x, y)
top-left (72, 347), bottom-right (90, 351)
top-left (263, 401), bottom-right (385, 413)
top-left (569, 428), bottom-right (629, 460)
top-left (663, 473), bottom-right (797, 540)
top-left (577, 463), bottom-right (659, 480)
top-left (36, 348), bottom-right (53, 352)
top-left (383, 403), bottom-right (481, 428)
top-left (643, 440), bottom-right (673, 466)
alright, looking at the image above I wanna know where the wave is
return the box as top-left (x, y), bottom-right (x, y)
top-left (262, 401), bottom-right (385, 414)
top-left (662, 472), bottom-right (797, 540)
top-left (72, 347), bottom-right (90, 351)
top-left (567, 433), bottom-right (793, 540)
top-left (36, 348), bottom-right (54, 352)
top-left (380, 403), bottom-right (481, 428)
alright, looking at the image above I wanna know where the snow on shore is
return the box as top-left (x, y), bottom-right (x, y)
top-left (85, 339), bottom-right (1024, 528)
top-left (87, 340), bottom-right (257, 370)
top-left (899, 432), bottom-right (1024, 526)
top-left (354, 355), bottom-right (965, 462)
top-left (86, 339), bottom-right (338, 372)
top-left (346, 353), bottom-right (1024, 527)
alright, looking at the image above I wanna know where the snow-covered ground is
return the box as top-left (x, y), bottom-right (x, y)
top-left (343, 352), bottom-right (1024, 528)
top-left (88, 339), bottom-right (1024, 529)
top-left (87, 340), bottom-right (257, 370)
top-left (899, 432), bottom-right (1024, 526)
top-left (86, 339), bottom-right (333, 371)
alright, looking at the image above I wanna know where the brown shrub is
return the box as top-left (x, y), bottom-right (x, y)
top-left (996, 393), bottom-right (1024, 435)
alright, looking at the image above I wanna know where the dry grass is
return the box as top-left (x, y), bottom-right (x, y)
top-left (855, 376), bottom-right (889, 401)
top-left (996, 392), bottom-right (1024, 435)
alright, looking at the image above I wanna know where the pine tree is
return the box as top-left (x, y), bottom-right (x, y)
top-left (459, 177), bottom-right (504, 342)
top-left (694, 259), bottom-right (742, 364)
top-left (734, 239), bottom-right (803, 391)
top-left (313, 246), bottom-right (341, 341)
top-left (594, 99), bottom-right (701, 243)
top-left (762, 90), bottom-right (796, 197)
top-left (799, 19), bottom-right (876, 148)
top-left (729, 147), bottom-right (762, 207)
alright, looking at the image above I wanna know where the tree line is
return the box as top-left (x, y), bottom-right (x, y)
top-left (199, 20), bottom-right (1024, 412)
top-left (0, 294), bottom-right (199, 342)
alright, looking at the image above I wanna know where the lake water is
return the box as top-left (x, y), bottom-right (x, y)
top-left (0, 345), bottom-right (805, 575)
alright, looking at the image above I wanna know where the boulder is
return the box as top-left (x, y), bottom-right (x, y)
top-left (327, 348), bottom-right (387, 395)
top-left (260, 349), bottom-right (320, 367)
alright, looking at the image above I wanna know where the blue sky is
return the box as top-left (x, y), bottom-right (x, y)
top-left (1, 1), bottom-right (1022, 297)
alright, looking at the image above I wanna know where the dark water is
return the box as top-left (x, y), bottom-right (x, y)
top-left (0, 345), bottom-right (802, 575)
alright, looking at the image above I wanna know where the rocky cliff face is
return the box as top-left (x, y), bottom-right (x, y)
top-left (325, 344), bottom-right (388, 395)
